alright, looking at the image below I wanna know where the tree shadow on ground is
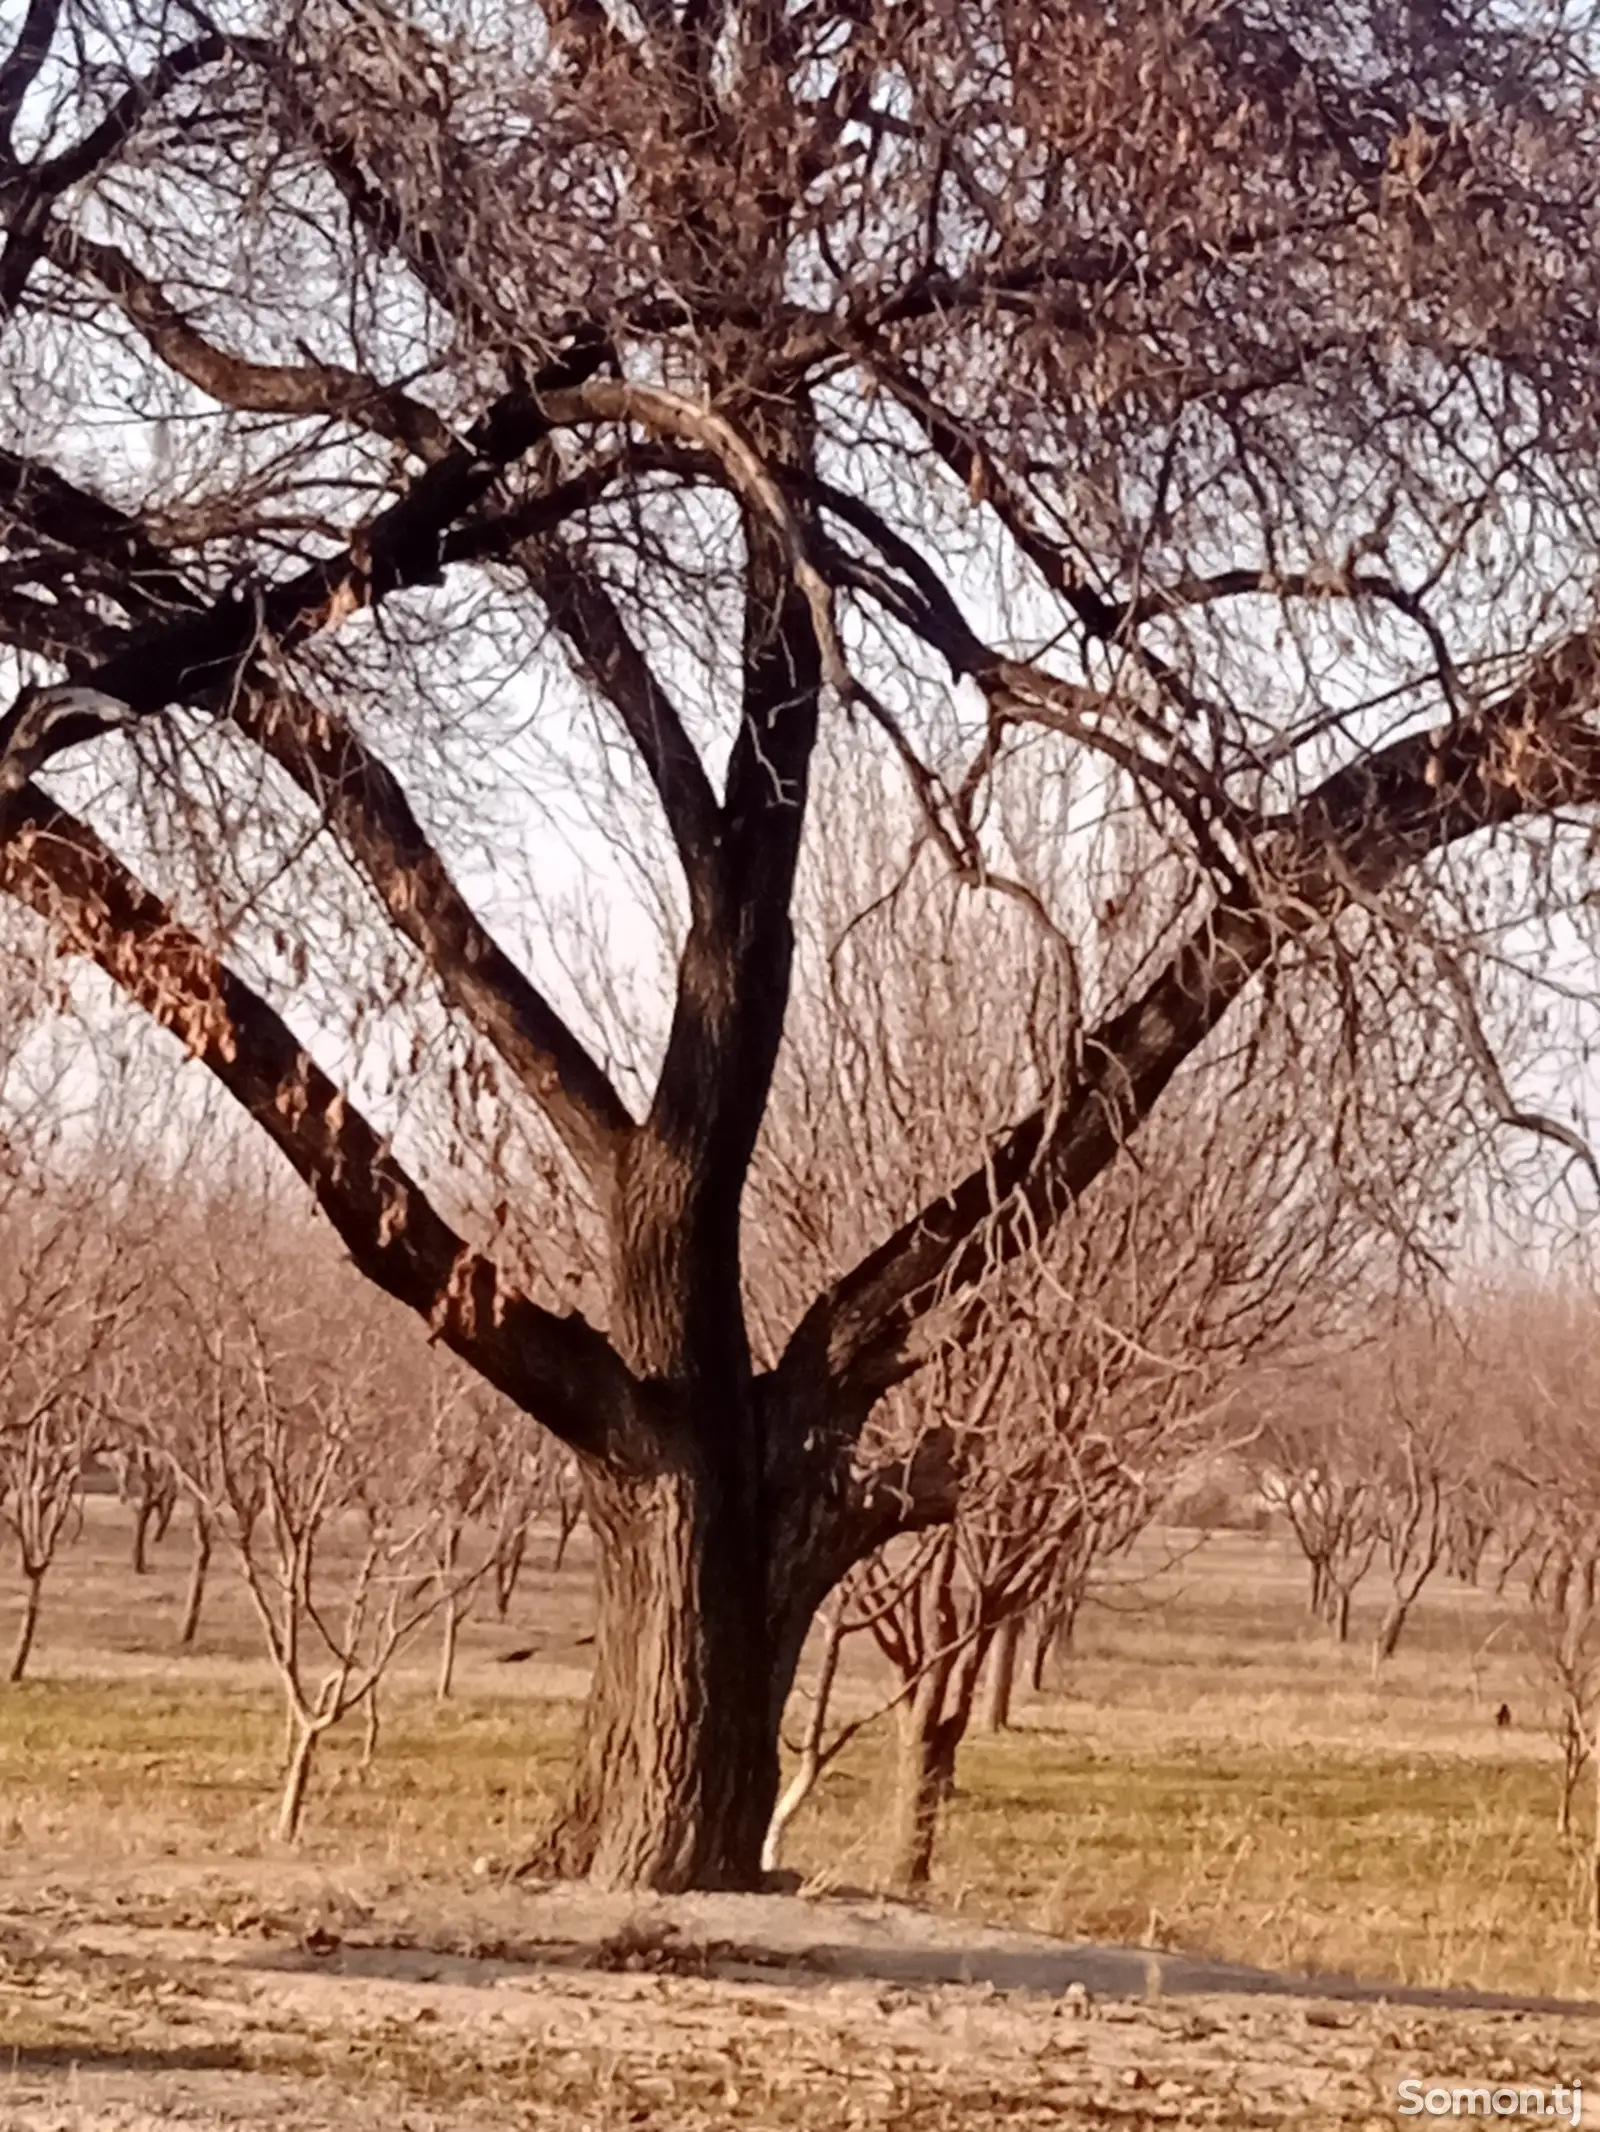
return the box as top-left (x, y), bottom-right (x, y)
top-left (2, 2041), bottom-right (250, 2074)
top-left (238, 1928), bottom-right (1600, 2019)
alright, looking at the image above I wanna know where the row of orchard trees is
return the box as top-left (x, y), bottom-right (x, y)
top-left (1247, 1288), bottom-right (1600, 1920)
top-left (0, 1063), bottom-right (580, 1838)
top-left (1250, 1295), bottom-right (1600, 1690)
top-left (0, 870), bottom-right (1466, 1878)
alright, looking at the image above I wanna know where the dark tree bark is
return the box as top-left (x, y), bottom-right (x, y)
top-left (540, 1458), bottom-right (791, 1887)
top-left (435, 1524), bottom-right (463, 1700)
top-left (131, 1495), bottom-right (155, 1576)
top-left (177, 1505), bottom-right (211, 1648)
top-left (492, 1524), bottom-right (526, 1618)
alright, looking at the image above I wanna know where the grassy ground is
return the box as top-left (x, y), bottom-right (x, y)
top-left (3, 1507), bottom-right (1597, 2127)
top-left (0, 1507), bottom-right (1585, 1998)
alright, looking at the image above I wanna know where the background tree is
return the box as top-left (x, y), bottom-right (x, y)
top-left (1254, 1395), bottom-right (1381, 1644)
top-left (5, 0), bottom-right (1600, 1888)
top-left (161, 1208), bottom-right (519, 1839)
top-left (1367, 1328), bottom-right (1470, 1670)
top-left (0, 1143), bottom-right (150, 1680)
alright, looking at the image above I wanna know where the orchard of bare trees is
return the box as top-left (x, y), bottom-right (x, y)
top-left (8, 0), bottom-right (1600, 1894)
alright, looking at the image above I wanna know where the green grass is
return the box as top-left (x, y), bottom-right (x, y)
top-left (0, 1518), bottom-right (1592, 2005)
top-left (0, 1670), bottom-right (1587, 1997)
top-left (0, 1676), bottom-right (577, 1868)
top-left (788, 1728), bottom-right (1594, 2000)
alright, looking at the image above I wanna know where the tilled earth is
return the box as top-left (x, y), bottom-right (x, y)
top-left (2, 1864), bottom-right (1597, 2129)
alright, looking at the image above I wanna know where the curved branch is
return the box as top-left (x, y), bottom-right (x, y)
top-left (783, 639), bottom-right (1600, 1408)
top-left (29, 33), bottom-right (231, 195)
top-left (0, 782), bottom-right (635, 1460)
top-left (0, 439), bottom-right (634, 1177)
top-left (44, 226), bottom-right (454, 460)
top-left (517, 537), bottom-right (721, 894)
top-left (540, 378), bottom-right (852, 698)
top-left (234, 677), bottom-right (634, 1178)
top-left (0, 335), bottom-right (609, 747)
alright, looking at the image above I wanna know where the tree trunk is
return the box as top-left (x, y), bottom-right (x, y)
top-left (493, 1525), bottom-right (526, 1618)
top-left (1332, 1585), bottom-right (1353, 1644)
top-left (536, 1458), bottom-right (792, 1891)
top-left (131, 1497), bottom-right (154, 1576)
top-left (888, 1681), bottom-right (960, 1894)
top-left (762, 1600), bottom-right (847, 1874)
top-left (178, 1509), bottom-right (211, 1647)
top-left (551, 1495), bottom-right (581, 1574)
top-left (437, 1593), bottom-right (460, 1700)
top-left (978, 1615), bottom-right (1022, 1734)
top-left (277, 1718), bottom-right (319, 1843)
top-left (436, 1525), bottom-right (462, 1700)
top-left (8, 1570), bottom-right (42, 1683)
top-left (1372, 1599), bottom-right (1407, 1670)
top-left (1028, 1608), bottom-right (1064, 1692)
top-left (1561, 1713), bottom-right (1583, 1835)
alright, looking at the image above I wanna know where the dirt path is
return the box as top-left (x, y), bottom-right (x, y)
top-left (3, 1865), bottom-right (1597, 2128)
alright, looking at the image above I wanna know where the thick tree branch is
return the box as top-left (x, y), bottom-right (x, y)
top-left (28, 33), bottom-right (230, 195)
top-left (0, 0), bottom-right (61, 155)
top-left (0, 32), bottom-right (232, 320)
top-left (784, 639), bottom-right (1600, 1408)
top-left (0, 335), bottom-right (608, 754)
top-left (0, 782), bottom-right (635, 1460)
top-left (233, 677), bottom-right (634, 1179)
top-left (0, 434), bottom-right (633, 1177)
top-left (44, 227), bottom-right (454, 460)
top-left (541, 380), bottom-right (851, 697)
top-left (517, 537), bottom-right (721, 896)
top-left (0, 444), bottom-right (197, 622)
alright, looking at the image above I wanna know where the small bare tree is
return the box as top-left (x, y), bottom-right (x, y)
top-left (1256, 1405), bottom-right (1381, 1644)
top-left (1369, 1351), bottom-right (1466, 1670)
top-left (0, 1393), bottom-right (95, 1682)
top-left (166, 1211), bottom-right (519, 1839)
top-left (109, 1442), bottom-right (178, 1577)
top-left (0, 1160), bottom-right (149, 1680)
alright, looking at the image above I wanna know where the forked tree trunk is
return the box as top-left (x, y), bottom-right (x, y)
top-left (536, 1457), bottom-right (798, 1890)
top-left (978, 1615), bottom-right (1022, 1733)
top-left (1028, 1612), bottom-right (1054, 1693)
top-left (178, 1509), bottom-right (211, 1647)
top-left (8, 1569), bottom-right (42, 1683)
top-left (551, 1494), bottom-right (582, 1574)
top-left (493, 1525), bottom-right (527, 1619)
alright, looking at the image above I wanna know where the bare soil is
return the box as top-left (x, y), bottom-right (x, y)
top-left (3, 1857), bottom-right (1597, 2130)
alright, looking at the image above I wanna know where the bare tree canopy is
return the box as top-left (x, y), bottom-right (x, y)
top-left (5, 0), bottom-right (1600, 1889)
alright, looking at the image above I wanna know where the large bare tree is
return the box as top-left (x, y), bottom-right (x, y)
top-left (3, 0), bottom-right (1600, 1889)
